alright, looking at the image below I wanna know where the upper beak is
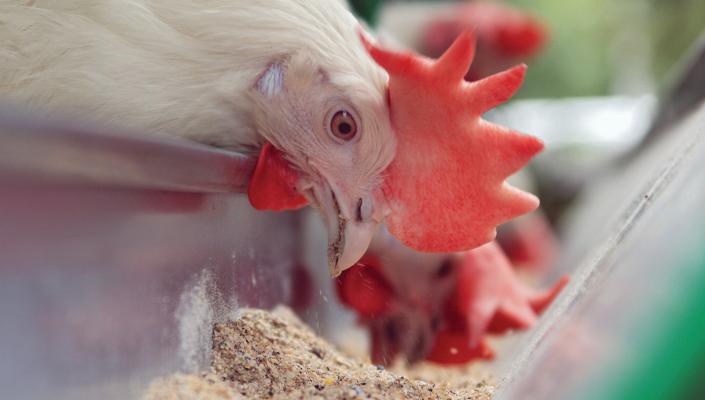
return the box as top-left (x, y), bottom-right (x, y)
top-left (309, 184), bottom-right (381, 277)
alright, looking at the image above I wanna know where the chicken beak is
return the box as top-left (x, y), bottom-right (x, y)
top-left (309, 184), bottom-right (380, 277)
top-left (330, 216), bottom-right (379, 277)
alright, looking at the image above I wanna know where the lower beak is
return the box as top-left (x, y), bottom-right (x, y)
top-left (330, 216), bottom-right (379, 277)
top-left (311, 185), bottom-right (379, 277)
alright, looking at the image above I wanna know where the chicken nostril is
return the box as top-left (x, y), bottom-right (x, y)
top-left (357, 197), bottom-right (373, 222)
top-left (356, 197), bottom-right (363, 222)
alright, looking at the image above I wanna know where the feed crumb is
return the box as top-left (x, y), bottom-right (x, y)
top-left (145, 373), bottom-right (242, 400)
top-left (144, 307), bottom-right (494, 400)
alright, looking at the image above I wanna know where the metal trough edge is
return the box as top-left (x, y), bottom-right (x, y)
top-left (0, 104), bottom-right (256, 193)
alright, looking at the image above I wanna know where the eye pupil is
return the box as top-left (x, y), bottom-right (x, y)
top-left (330, 110), bottom-right (358, 141)
top-left (338, 122), bottom-right (352, 135)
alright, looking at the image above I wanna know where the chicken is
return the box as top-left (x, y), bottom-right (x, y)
top-left (336, 229), bottom-right (568, 366)
top-left (0, 1), bottom-right (541, 275)
top-left (497, 211), bottom-right (559, 273)
top-left (420, 0), bottom-right (548, 81)
top-left (376, 0), bottom-right (548, 81)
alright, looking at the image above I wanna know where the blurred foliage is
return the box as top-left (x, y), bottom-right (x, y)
top-left (502, 0), bottom-right (705, 98)
top-left (349, 0), bottom-right (384, 26)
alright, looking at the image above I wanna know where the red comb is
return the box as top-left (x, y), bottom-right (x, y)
top-left (450, 242), bottom-right (568, 345)
top-left (362, 31), bottom-right (543, 252)
top-left (487, 275), bottom-right (569, 334)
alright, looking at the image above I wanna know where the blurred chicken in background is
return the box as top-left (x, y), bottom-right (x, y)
top-left (335, 228), bottom-right (568, 366)
top-left (365, 0), bottom-right (547, 80)
top-left (419, 0), bottom-right (548, 80)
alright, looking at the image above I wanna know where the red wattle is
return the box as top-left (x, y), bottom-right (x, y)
top-left (335, 257), bottom-right (395, 319)
top-left (247, 142), bottom-right (308, 211)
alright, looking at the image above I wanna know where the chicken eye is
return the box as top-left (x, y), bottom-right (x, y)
top-left (435, 260), bottom-right (452, 279)
top-left (330, 110), bottom-right (358, 141)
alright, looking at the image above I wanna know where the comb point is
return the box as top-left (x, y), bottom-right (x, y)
top-left (494, 129), bottom-right (544, 174)
top-left (359, 32), bottom-right (420, 76)
top-left (470, 64), bottom-right (527, 113)
top-left (497, 185), bottom-right (540, 217)
top-left (530, 276), bottom-right (569, 314)
top-left (436, 30), bottom-right (477, 81)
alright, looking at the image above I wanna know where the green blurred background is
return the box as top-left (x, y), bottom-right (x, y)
top-left (351, 0), bottom-right (705, 99)
top-left (507, 0), bottom-right (705, 98)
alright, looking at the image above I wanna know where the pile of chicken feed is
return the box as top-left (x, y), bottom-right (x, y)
top-left (144, 307), bottom-right (494, 400)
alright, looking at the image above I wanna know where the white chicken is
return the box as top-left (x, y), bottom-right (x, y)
top-left (1, 0), bottom-right (394, 275)
top-left (0, 0), bottom-right (542, 276)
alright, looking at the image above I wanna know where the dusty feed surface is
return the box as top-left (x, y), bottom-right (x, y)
top-left (144, 307), bottom-right (494, 400)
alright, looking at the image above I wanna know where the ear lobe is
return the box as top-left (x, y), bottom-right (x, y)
top-left (248, 143), bottom-right (308, 211)
top-left (255, 63), bottom-right (285, 97)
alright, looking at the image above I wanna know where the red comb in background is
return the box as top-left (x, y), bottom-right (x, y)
top-left (423, 1), bottom-right (548, 58)
top-left (450, 242), bottom-right (569, 345)
top-left (421, 1), bottom-right (548, 81)
top-left (424, 242), bottom-right (567, 364)
top-left (496, 18), bottom-right (547, 57)
top-left (497, 212), bottom-right (559, 272)
top-left (361, 31), bottom-right (543, 253)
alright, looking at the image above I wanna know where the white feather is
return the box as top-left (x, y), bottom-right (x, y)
top-left (0, 0), bottom-right (388, 154)
top-left (256, 64), bottom-right (284, 98)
